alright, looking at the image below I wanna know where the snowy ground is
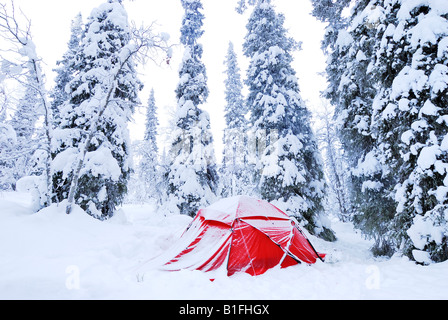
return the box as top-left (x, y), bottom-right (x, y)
top-left (0, 191), bottom-right (447, 300)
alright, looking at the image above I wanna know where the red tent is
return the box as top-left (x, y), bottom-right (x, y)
top-left (159, 196), bottom-right (325, 276)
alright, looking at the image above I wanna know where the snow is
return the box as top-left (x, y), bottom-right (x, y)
top-left (419, 99), bottom-right (440, 117)
top-left (401, 130), bottom-right (414, 145)
top-left (0, 123), bottom-right (17, 146)
top-left (51, 147), bottom-right (78, 178)
top-left (412, 250), bottom-right (432, 265)
top-left (362, 180), bottom-right (383, 192)
top-left (408, 15), bottom-right (448, 48)
top-left (391, 66), bottom-right (427, 100)
top-left (407, 213), bottom-right (445, 258)
top-left (90, 1), bottom-right (129, 32)
top-left (353, 150), bottom-right (381, 177)
top-left (397, 0), bottom-right (448, 20)
top-left (82, 146), bottom-right (122, 182)
top-left (417, 145), bottom-right (440, 170)
top-left (206, 195), bottom-right (241, 215)
top-left (441, 134), bottom-right (448, 151)
top-left (429, 63), bottom-right (448, 95)
top-left (438, 37), bottom-right (448, 58)
top-left (398, 98), bottom-right (410, 112)
top-left (1, 191), bottom-right (447, 300)
top-left (356, 50), bottom-right (367, 62)
top-left (381, 103), bottom-right (397, 120)
top-left (18, 39), bottom-right (38, 61)
top-left (335, 29), bottom-right (353, 51)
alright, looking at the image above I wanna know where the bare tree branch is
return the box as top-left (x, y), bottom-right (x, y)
top-left (0, 1), bottom-right (31, 46)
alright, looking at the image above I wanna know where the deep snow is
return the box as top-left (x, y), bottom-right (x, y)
top-left (0, 191), bottom-right (447, 300)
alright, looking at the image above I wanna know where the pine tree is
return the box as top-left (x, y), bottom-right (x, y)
top-left (167, 0), bottom-right (219, 217)
top-left (312, 0), bottom-right (397, 252)
top-left (138, 88), bottom-right (161, 202)
top-left (372, 0), bottom-right (448, 262)
top-left (220, 41), bottom-right (251, 197)
top-left (50, 13), bottom-right (84, 127)
top-left (243, 1), bottom-right (334, 240)
top-left (346, 0), bottom-right (397, 256)
top-left (51, 0), bottom-right (143, 219)
top-left (314, 0), bottom-right (448, 260)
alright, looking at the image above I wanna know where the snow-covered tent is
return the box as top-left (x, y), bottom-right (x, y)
top-left (156, 196), bottom-right (325, 276)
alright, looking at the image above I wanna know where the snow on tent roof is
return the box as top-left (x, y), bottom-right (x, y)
top-left (202, 195), bottom-right (291, 222)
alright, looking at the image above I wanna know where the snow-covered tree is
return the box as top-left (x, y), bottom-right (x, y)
top-left (312, 0), bottom-right (397, 252)
top-left (316, 101), bottom-right (352, 222)
top-left (372, 0), bottom-right (448, 263)
top-left (314, 0), bottom-right (448, 261)
top-left (0, 1), bottom-right (53, 208)
top-left (346, 1), bottom-right (397, 257)
top-left (50, 13), bottom-right (84, 127)
top-left (220, 41), bottom-right (251, 197)
top-left (310, 0), bottom-right (351, 44)
top-left (0, 124), bottom-right (16, 190)
top-left (138, 88), bottom-right (161, 202)
top-left (167, 0), bottom-right (219, 217)
top-left (243, 1), bottom-right (334, 240)
top-left (0, 86), bottom-right (6, 118)
top-left (51, 0), bottom-right (143, 219)
top-left (0, 88), bottom-right (16, 190)
top-left (8, 74), bottom-right (41, 184)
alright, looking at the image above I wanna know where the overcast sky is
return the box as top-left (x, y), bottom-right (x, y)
top-left (9, 0), bottom-right (327, 156)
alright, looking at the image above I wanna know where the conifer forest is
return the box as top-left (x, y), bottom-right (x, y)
top-left (1, 0), bottom-right (448, 300)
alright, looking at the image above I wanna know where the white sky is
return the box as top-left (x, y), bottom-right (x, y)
top-left (9, 0), bottom-right (327, 158)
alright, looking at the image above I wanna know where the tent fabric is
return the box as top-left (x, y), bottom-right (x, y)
top-left (161, 196), bottom-right (325, 276)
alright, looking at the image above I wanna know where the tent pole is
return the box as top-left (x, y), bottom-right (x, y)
top-left (294, 224), bottom-right (325, 263)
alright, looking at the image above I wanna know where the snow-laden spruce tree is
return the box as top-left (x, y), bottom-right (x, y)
top-left (372, 0), bottom-right (448, 263)
top-left (166, 0), bottom-right (219, 217)
top-left (138, 88), bottom-right (161, 202)
top-left (51, 0), bottom-right (143, 219)
top-left (344, 1), bottom-right (397, 256)
top-left (220, 41), bottom-right (252, 197)
top-left (50, 13), bottom-right (84, 127)
top-left (312, 0), bottom-right (397, 253)
top-left (243, 0), bottom-right (334, 240)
